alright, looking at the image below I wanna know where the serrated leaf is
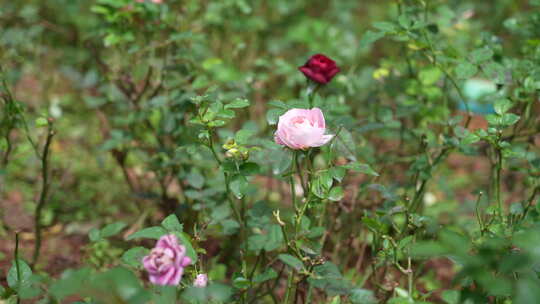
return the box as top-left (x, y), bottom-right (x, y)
top-left (455, 62), bottom-right (478, 79)
top-left (225, 98), bottom-right (250, 109)
top-left (187, 170), bottom-right (205, 189)
top-left (253, 268), bottom-right (278, 283)
top-left (267, 100), bottom-right (288, 109)
top-left (266, 108), bottom-right (283, 125)
top-left (501, 113), bottom-right (520, 126)
top-left (419, 67), bottom-right (442, 85)
top-left (328, 187), bottom-right (344, 202)
top-left (360, 30), bottom-right (385, 49)
top-left (235, 129), bottom-right (256, 145)
top-left (161, 214), bottom-right (183, 232)
top-left (101, 222), bottom-right (127, 238)
top-left (471, 47), bottom-right (494, 63)
top-left (7, 259), bottom-right (32, 292)
top-left (121, 247), bottom-right (150, 268)
top-left (349, 288), bottom-right (377, 304)
top-left (494, 99), bottom-right (512, 115)
top-left (230, 175), bottom-right (248, 199)
top-left (176, 232), bottom-right (198, 263)
top-left (373, 21), bottom-right (397, 32)
top-left (89, 228), bottom-right (101, 242)
top-left (126, 226), bottom-right (167, 240)
top-left (278, 254), bottom-right (304, 271)
top-left (342, 162), bottom-right (379, 176)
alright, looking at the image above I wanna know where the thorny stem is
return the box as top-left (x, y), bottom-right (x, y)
top-left (306, 82), bottom-right (320, 108)
top-left (14, 232), bottom-right (21, 304)
top-left (494, 143), bottom-right (503, 220)
top-left (208, 129), bottom-right (242, 223)
top-left (32, 120), bottom-right (55, 268)
top-left (420, 25), bottom-right (472, 128)
top-left (521, 187), bottom-right (540, 222)
top-left (284, 269), bottom-right (295, 304)
top-left (475, 192), bottom-right (485, 235)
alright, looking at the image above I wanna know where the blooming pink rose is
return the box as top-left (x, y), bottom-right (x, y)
top-left (142, 234), bottom-right (192, 285)
top-left (194, 273), bottom-right (208, 287)
top-left (274, 108), bottom-right (333, 150)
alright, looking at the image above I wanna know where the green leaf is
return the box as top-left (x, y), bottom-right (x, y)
top-left (152, 286), bottom-right (177, 304)
top-left (494, 99), bottom-right (513, 115)
top-left (410, 241), bottom-right (447, 257)
top-left (419, 67), bottom-right (442, 85)
top-left (235, 129), bottom-right (256, 145)
top-left (221, 219), bottom-right (240, 235)
top-left (35, 117), bottom-right (48, 127)
top-left (126, 226), bottom-right (167, 240)
top-left (100, 222), bottom-right (127, 238)
top-left (329, 166), bottom-right (346, 182)
top-left (233, 277), bottom-right (251, 289)
top-left (441, 290), bottom-right (460, 304)
top-left (7, 259), bottom-right (32, 290)
top-left (230, 175), bottom-right (248, 199)
top-left (308, 262), bottom-right (351, 296)
top-left (253, 268), bottom-right (278, 284)
top-left (342, 162), bottom-right (379, 176)
top-left (266, 108), bottom-right (284, 125)
top-left (161, 214), bottom-right (183, 232)
top-left (462, 132), bottom-right (481, 145)
top-left (181, 283), bottom-right (232, 302)
top-left (360, 30), bottom-right (385, 49)
top-left (176, 232), bottom-right (198, 263)
top-left (455, 62), bottom-right (478, 79)
top-left (187, 170), bottom-right (205, 189)
top-left (90, 267), bottom-right (151, 304)
top-left (501, 113), bottom-right (520, 126)
top-left (373, 21), bottom-right (397, 32)
top-left (240, 162), bottom-right (260, 176)
top-left (278, 254), bottom-right (304, 271)
top-left (208, 120), bottom-right (226, 127)
top-left (225, 98), bottom-right (250, 109)
top-left (471, 47), bottom-right (494, 63)
top-left (89, 228), bottom-right (101, 242)
top-left (264, 224), bottom-right (283, 251)
top-left (50, 268), bottom-right (92, 301)
top-left (510, 202), bottom-right (524, 215)
top-left (350, 288), bottom-right (377, 304)
top-left (267, 100), bottom-right (288, 109)
top-left (328, 187), bottom-right (344, 202)
top-left (121, 247), bottom-right (149, 268)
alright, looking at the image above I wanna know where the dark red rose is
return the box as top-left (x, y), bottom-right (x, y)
top-left (298, 54), bottom-right (340, 84)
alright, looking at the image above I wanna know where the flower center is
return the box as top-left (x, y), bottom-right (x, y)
top-left (151, 248), bottom-right (173, 268)
top-left (291, 116), bottom-right (314, 128)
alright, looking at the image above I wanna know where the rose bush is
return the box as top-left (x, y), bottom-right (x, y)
top-left (2, 1), bottom-right (540, 304)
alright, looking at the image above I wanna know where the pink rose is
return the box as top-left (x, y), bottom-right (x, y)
top-left (274, 108), bottom-right (333, 150)
top-left (142, 234), bottom-right (192, 285)
top-left (194, 273), bottom-right (208, 287)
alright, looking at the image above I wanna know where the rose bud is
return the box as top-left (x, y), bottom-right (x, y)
top-left (298, 54), bottom-right (340, 84)
top-left (274, 108), bottom-right (333, 150)
top-left (142, 234), bottom-right (192, 285)
top-left (194, 273), bottom-right (209, 287)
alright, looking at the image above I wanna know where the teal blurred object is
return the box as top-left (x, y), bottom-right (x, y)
top-left (458, 78), bottom-right (497, 115)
